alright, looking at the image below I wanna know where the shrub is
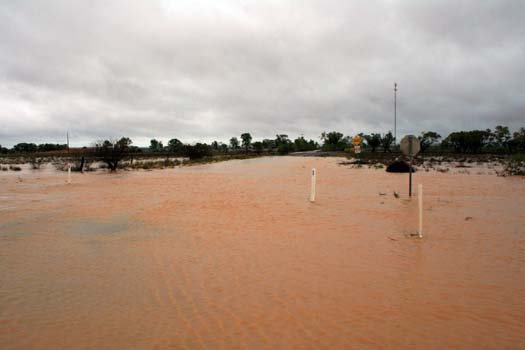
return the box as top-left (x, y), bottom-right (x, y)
top-left (386, 160), bottom-right (414, 173)
top-left (94, 137), bottom-right (133, 172)
top-left (184, 143), bottom-right (212, 160)
top-left (504, 154), bottom-right (525, 176)
top-left (30, 157), bottom-right (43, 169)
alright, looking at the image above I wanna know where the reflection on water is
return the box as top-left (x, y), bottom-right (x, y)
top-left (1, 157), bottom-right (524, 349)
top-left (66, 218), bottom-right (130, 236)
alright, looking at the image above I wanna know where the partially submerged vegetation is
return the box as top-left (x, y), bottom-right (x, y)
top-left (1, 126), bottom-right (524, 176)
top-left (504, 154), bottom-right (525, 176)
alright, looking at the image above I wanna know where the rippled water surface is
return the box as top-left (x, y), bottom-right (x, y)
top-left (1, 157), bottom-right (524, 349)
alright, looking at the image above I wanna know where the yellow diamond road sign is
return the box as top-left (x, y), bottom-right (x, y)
top-left (352, 135), bottom-right (362, 146)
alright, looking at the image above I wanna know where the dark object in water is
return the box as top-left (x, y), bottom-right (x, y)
top-left (339, 159), bottom-right (367, 166)
top-left (386, 160), bottom-right (416, 173)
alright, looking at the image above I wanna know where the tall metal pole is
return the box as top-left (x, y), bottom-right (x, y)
top-left (67, 131), bottom-right (70, 153)
top-left (394, 82), bottom-right (397, 145)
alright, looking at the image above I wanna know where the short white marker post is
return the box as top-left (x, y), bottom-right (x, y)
top-left (418, 183), bottom-right (423, 237)
top-left (310, 168), bottom-right (316, 202)
top-left (67, 165), bottom-right (71, 184)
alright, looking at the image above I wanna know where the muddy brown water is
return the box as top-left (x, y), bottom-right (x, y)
top-left (1, 157), bottom-right (524, 349)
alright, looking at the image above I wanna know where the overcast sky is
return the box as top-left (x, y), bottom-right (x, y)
top-left (1, 0), bottom-right (524, 147)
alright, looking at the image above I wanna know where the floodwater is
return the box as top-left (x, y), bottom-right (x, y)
top-left (1, 156), bottom-right (524, 349)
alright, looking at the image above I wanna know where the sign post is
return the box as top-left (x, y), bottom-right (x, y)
top-left (409, 157), bottom-right (412, 196)
top-left (400, 135), bottom-right (421, 197)
top-left (352, 135), bottom-right (362, 162)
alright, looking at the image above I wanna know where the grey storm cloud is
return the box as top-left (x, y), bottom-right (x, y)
top-left (1, 0), bottom-right (524, 147)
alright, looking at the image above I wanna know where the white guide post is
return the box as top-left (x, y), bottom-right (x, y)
top-left (310, 168), bottom-right (316, 202)
top-left (418, 183), bottom-right (423, 237)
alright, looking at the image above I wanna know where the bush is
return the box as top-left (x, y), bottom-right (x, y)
top-left (30, 157), bottom-right (43, 169)
top-left (94, 137), bottom-right (133, 172)
top-left (277, 142), bottom-right (294, 155)
top-left (184, 143), bottom-right (212, 160)
top-left (504, 154), bottom-right (525, 176)
top-left (321, 131), bottom-right (348, 151)
top-left (386, 160), bottom-right (415, 173)
top-left (129, 159), bottom-right (181, 170)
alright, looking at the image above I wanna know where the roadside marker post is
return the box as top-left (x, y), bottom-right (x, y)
top-left (418, 184), bottom-right (423, 238)
top-left (310, 168), bottom-right (316, 202)
top-left (352, 135), bottom-right (363, 163)
top-left (67, 165), bottom-right (71, 184)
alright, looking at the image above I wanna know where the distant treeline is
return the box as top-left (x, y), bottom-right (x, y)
top-left (2, 125), bottom-right (525, 158)
top-left (145, 133), bottom-right (319, 156)
top-left (0, 143), bottom-right (68, 154)
top-left (320, 125), bottom-right (525, 154)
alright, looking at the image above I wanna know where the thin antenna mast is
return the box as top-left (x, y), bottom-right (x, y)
top-left (394, 82), bottom-right (397, 144)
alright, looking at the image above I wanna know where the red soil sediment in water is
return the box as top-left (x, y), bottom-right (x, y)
top-left (1, 156), bottom-right (524, 349)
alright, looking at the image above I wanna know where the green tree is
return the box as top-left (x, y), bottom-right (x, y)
top-left (380, 132), bottom-right (394, 153)
top-left (252, 141), bottom-right (264, 154)
top-left (184, 143), bottom-right (212, 160)
top-left (321, 131), bottom-right (347, 151)
top-left (167, 138), bottom-right (184, 154)
top-left (149, 139), bottom-right (164, 152)
top-left (418, 131), bottom-right (441, 153)
top-left (13, 143), bottom-right (38, 153)
top-left (262, 139), bottom-right (276, 150)
top-left (494, 125), bottom-right (511, 152)
top-left (512, 127), bottom-right (525, 151)
top-left (240, 133), bottom-right (252, 152)
top-left (230, 137), bottom-right (239, 150)
top-left (95, 137), bottom-right (133, 172)
top-left (275, 134), bottom-right (294, 154)
top-left (37, 143), bottom-right (68, 152)
top-left (363, 134), bottom-right (381, 152)
top-left (293, 136), bottom-right (317, 152)
top-left (219, 143), bottom-right (228, 153)
top-left (444, 130), bottom-right (491, 153)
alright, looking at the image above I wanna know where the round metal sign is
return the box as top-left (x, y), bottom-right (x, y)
top-left (400, 135), bottom-right (421, 157)
top-left (352, 135), bottom-right (362, 146)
